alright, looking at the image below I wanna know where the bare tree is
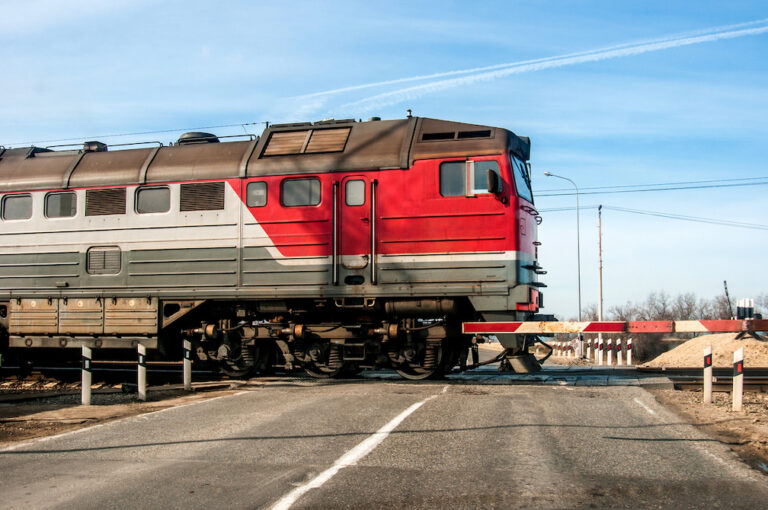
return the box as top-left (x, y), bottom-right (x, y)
top-left (672, 293), bottom-right (698, 320)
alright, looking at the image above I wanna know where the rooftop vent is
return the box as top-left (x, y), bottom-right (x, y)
top-left (83, 141), bottom-right (108, 152)
top-left (177, 132), bottom-right (220, 145)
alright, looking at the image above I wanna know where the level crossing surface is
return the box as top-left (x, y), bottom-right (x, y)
top-left (1, 376), bottom-right (767, 509)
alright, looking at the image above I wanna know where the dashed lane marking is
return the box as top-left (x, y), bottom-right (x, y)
top-left (633, 397), bottom-right (657, 416)
top-left (270, 386), bottom-right (447, 510)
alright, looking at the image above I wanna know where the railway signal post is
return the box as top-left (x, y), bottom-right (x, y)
top-left (81, 346), bottom-right (92, 406)
top-left (183, 340), bottom-right (192, 391)
top-left (733, 348), bottom-right (744, 412)
top-left (703, 345), bottom-right (713, 404)
top-left (138, 344), bottom-right (147, 402)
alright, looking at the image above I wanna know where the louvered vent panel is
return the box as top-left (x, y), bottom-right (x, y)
top-left (180, 182), bottom-right (225, 211)
top-left (85, 188), bottom-right (126, 216)
top-left (87, 246), bottom-right (121, 275)
top-left (305, 128), bottom-right (351, 153)
top-left (263, 131), bottom-right (310, 156)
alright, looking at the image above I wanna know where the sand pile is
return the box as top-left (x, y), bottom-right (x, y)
top-left (643, 333), bottom-right (768, 368)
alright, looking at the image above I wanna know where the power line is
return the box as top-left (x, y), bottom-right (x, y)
top-left (535, 180), bottom-right (768, 197)
top-left (535, 176), bottom-right (768, 193)
top-left (538, 204), bottom-right (768, 230)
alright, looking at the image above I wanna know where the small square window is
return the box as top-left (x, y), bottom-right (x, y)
top-left (2, 194), bottom-right (32, 220)
top-left (246, 181), bottom-right (267, 207)
top-left (136, 187), bottom-right (170, 214)
top-left (345, 180), bottom-right (365, 206)
top-left (45, 192), bottom-right (77, 218)
top-left (439, 162), bottom-right (465, 197)
top-left (282, 178), bottom-right (321, 207)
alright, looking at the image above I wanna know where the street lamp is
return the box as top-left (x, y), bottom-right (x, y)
top-left (543, 171), bottom-right (583, 357)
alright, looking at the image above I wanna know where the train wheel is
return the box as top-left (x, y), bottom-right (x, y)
top-left (220, 344), bottom-right (268, 378)
top-left (395, 341), bottom-right (445, 380)
top-left (302, 342), bottom-right (345, 379)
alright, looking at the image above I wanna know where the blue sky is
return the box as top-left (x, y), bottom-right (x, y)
top-left (2, 0), bottom-right (767, 318)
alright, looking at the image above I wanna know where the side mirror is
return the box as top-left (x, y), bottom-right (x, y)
top-left (486, 170), bottom-right (502, 193)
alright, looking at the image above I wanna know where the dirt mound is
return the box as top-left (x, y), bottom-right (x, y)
top-left (643, 333), bottom-right (768, 368)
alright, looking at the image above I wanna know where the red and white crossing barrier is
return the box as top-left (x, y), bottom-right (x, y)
top-left (462, 319), bottom-right (768, 335)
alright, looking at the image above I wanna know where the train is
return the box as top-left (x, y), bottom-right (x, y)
top-left (0, 115), bottom-right (546, 379)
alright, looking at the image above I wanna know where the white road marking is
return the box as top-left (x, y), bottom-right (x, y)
top-left (0, 390), bottom-right (248, 452)
top-left (270, 390), bottom-right (442, 510)
top-left (633, 397), bottom-right (657, 416)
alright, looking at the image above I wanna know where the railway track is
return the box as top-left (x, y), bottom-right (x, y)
top-left (637, 367), bottom-right (768, 392)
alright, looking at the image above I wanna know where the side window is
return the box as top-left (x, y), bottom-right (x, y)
top-left (45, 192), bottom-right (77, 218)
top-left (439, 162), bottom-right (465, 197)
top-left (246, 181), bottom-right (267, 207)
top-left (282, 178), bottom-right (321, 207)
top-left (136, 187), bottom-right (170, 214)
top-left (2, 194), bottom-right (33, 220)
top-left (472, 161), bottom-right (501, 194)
top-left (345, 179), bottom-right (365, 206)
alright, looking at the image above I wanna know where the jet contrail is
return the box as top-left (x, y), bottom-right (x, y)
top-left (336, 21), bottom-right (768, 113)
top-left (298, 17), bottom-right (768, 100)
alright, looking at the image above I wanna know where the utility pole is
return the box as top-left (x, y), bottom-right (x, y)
top-left (598, 205), bottom-right (604, 348)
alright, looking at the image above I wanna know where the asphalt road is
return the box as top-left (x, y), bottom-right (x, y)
top-left (1, 377), bottom-right (767, 509)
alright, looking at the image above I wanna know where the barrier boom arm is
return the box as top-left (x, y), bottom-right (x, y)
top-left (461, 319), bottom-right (768, 335)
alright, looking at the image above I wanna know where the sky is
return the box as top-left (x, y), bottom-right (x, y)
top-left (1, 0), bottom-right (767, 318)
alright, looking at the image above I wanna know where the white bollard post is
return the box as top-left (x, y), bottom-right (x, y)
top-left (627, 338), bottom-right (633, 366)
top-left (587, 339), bottom-right (592, 361)
top-left (607, 339), bottom-right (613, 366)
top-left (81, 346), bottom-right (92, 406)
top-left (703, 345), bottom-right (713, 404)
top-left (733, 347), bottom-right (744, 412)
top-left (183, 339), bottom-right (192, 391)
top-left (138, 343), bottom-right (147, 401)
top-left (616, 339), bottom-right (623, 366)
top-left (568, 343), bottom-right (573, 359)
top-left (598, 338), bottom-right (604, 365)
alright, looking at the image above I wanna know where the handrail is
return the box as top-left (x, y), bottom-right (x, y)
top-left (371, 179), bottom-right (378, 285)
top-left (332, 182), bottom-right (339, 286)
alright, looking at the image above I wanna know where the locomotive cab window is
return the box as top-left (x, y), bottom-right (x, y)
top-left (439, 160), bottom-right (501, 197)
top-left (439, 162), bottom-right (465, 197)
top-left (511, 155), bottom-right (533, 203)
top-left (246, 181), bottom-right (267, 207)
top-left (471, 161), bottom-right (501, 194)
top-left (136, 186), bottom-right (170, 214)
top-left (2, 194), bottom-right (33, 220)
top-left (45, 192), bottom-right (76, 218)
top-left (282, 178), bottom-right (321, 207)
top-left (345, 179), bottom-right (365, 206)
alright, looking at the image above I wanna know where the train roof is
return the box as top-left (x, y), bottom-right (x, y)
top-left (0, 117), bottom-right (530, 192)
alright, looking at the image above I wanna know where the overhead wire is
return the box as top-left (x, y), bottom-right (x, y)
top-left (537, 204), bottom-right (768, 230)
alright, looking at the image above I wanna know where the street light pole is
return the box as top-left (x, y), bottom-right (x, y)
top-left (544, 171), bottom-right (583, 356)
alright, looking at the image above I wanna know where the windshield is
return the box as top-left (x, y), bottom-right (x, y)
top-left (510, 154), bottom-right (533, 203)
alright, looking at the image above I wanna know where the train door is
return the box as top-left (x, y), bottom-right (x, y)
top-left (339, 176), bottom-right (373, 283)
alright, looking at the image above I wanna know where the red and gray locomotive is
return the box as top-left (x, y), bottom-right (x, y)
top-left (0, 116), bottom-right (544, 379)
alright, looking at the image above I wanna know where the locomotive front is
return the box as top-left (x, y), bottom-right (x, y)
top-left (0, 116), bottom-right (544, 378)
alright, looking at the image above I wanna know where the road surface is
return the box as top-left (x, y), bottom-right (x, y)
top-left (1, 375), bottom-right (766, 509)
